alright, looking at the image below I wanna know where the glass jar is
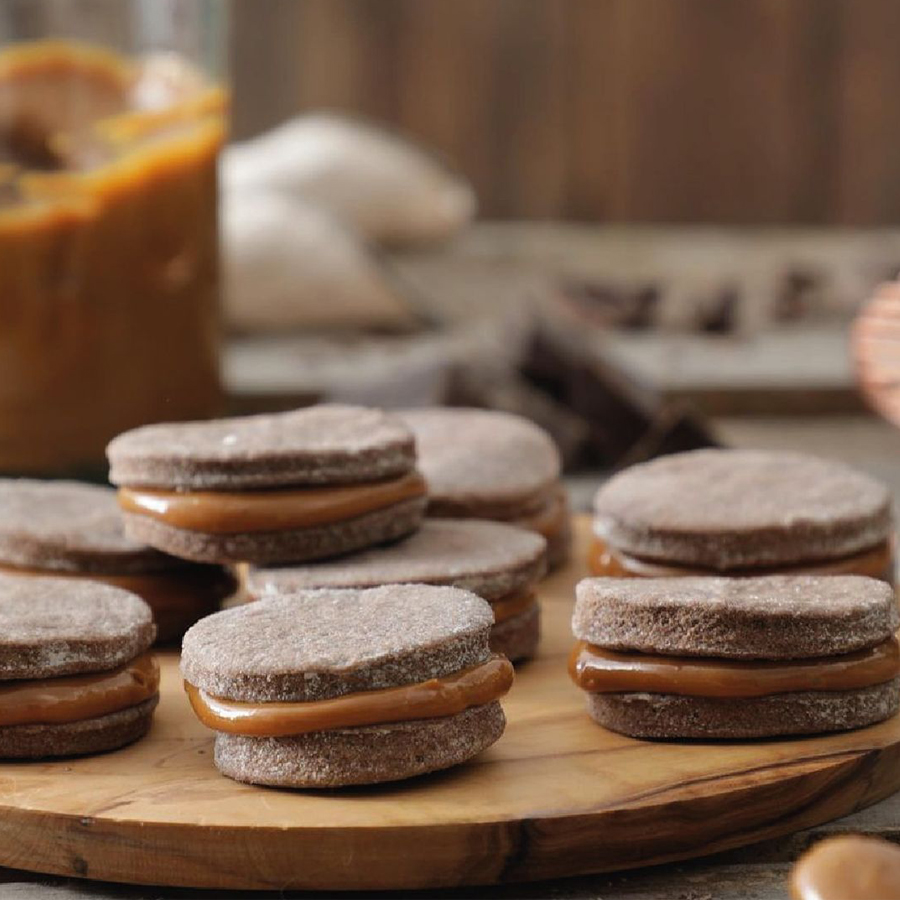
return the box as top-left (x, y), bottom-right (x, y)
top-left (0, 0), bottom-right (228, 474)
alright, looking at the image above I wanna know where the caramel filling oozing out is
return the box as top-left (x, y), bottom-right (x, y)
top-left (0, 652), bottom-right (159, 726)
top-left (588, 536), bottom-right (896, 583)
top-left (0, 562), bottom-right (233, 617)
top-left (185, 655), bottom-right (514, 737)
top-left (569, 638), bottom-right (900, 698)
top-left (118, 471), bottom-right (428, 535)
top-left (790, 836), bottom-right (900, 900)
top-left (491, 589), bottom-right (538, 624)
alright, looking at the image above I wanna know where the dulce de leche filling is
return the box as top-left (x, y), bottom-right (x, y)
top-left (185, 655), bottom-right (514, 737)
top-left (569, 639), bottom-right (900, 698)
top-left (118, 471), bottom-right (427, 535)
top-left (0, 652), bottom-right (159, 727)
top-left (589, 536), bottom-right (896, 583)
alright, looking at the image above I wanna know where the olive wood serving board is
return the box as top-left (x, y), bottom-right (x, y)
top-left (0, 516), bottom-right (897, 891)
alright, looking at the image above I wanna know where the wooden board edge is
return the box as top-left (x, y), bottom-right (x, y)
top-left (0, 743), bottom-right (897, 890)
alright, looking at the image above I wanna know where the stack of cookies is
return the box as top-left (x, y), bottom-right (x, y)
top-left (572, 447), bottom-right (900, 741)
top-left (101, 402), bottom-right (551, 785)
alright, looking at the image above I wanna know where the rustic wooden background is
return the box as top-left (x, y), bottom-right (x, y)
top-left (231, 0), bottom-right (900, 224)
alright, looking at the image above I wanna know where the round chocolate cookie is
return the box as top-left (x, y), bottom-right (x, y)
top-left (107, 405), bottom-right (428, 566)
top-left (584, 683), bottom-right (900, 740)
top-left (571, 574), bottom-right (900, 740)
top-left (593, 449), bottom-right (892, 570)
top-left (108, 404), bottom-right (416, 490)
top-left (0, 479), bottom-right (236, 642)
top-left (400, 408), bottom-right (570, 567)
top-left (247, 519), bottom-right (547, 662)
top-left (0, 575), bottom-right (158, 757)
top-left (182, 584), bottom-right (511, 787)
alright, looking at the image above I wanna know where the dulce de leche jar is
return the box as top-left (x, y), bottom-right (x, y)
top-left (0, 1), bottom-right (227, 473)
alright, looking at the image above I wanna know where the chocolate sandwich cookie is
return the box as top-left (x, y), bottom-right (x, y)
top-left (247, 519), bottom-right (547, 662)
top-left (401, 408), bottom-right (571, 568)
top-left (107, 404), bottom-right (428, 565)
top-left (0, 479), bottom-right (235, 643)
top-left (791, 835), bottom-right (900, 900)
top-left (570, 575), bottom-right (900, 739)
top-left (591, 449), bottom-right (894, 582)
top-left (181, 584), bottom-right (512, 787)
top-left (0, 575), bottom-right (158, 757)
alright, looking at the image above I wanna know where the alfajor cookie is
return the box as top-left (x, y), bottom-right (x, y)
top-left (107, 404), bottom-right (428, 565)
top-left (247, 519), bottom-right (547, 662)
top-left (0, 575), bottom-right (158, 757)
top-left (591, 449), bottom-right (894, 582)
top-left (0, 479), bottom-right (235, 643)
top-left (570, 575), bottom-right (900, 739)
top-left (401, 407), bottom-right (571, 568)
top-left (181, 584), bottom-right (512, 787)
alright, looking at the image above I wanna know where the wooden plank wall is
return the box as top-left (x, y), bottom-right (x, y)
top-left (231, 0), bottom-right (900, 224)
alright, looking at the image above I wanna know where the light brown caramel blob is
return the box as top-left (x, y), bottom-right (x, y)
top-left (0, 652), bottom-right (158, 726)
top-left (588, 536), bottom-right (895, 584)
top-left (185, 655), bottom-right (514, 737)
top-left (118, 471), bottom-right (427, 535)
top-left (569, 639), bottom-right (900, 698)
top-left (790, 835), bottom-right (900, 900)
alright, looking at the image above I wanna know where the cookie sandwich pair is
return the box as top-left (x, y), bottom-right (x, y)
top-left (247, 519), bottom-right (547, 662)
top-left (591, 449), bottom-right (894, 583)
top-left (108, 404), bottom-right (428, 565)
top-left (570, 574), bottom-right (900, 739)
top-left (181, 585), bottom-right (513, 787)
top-left (0, 479), bottom-right (234, 642)
top-left (401, 408), bottom-right (571, 569)
top-left (0, 576), bottom-right (158, 758)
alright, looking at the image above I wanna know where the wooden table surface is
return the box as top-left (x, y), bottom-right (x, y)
top-left (0, 413), bottom-right (897, 899)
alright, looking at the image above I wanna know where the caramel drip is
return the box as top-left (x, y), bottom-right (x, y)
top-left (588, 536), bottom-right (896, 583)
top-left (0, 652), bottom-right (159, 726)
top-left (118, 471), bottom-right (428, 535)
top-left (185, 655), bottom-right (514, 737)
top-left (790, 835), bottom-right (900, 900)
top-left (491, 590), bottom-right (538, 624)
top-left (0, 562), bottom-right (234, 617)
top-left (568, 639), bottom-right (900, 698)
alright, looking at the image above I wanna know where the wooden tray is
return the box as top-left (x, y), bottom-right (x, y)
top-left (0, 517), bottom-right (898, 892)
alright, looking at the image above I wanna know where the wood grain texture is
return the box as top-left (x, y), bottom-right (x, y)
top-left (232, 0), bottom-right (900, 224)
top-left (0, 517), bottom-right (898, 890)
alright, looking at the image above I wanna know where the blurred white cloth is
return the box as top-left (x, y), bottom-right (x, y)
top-left (221, 191), bottom-right (418, 332)
top-left (223, 113), bottom-right (476, 247)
